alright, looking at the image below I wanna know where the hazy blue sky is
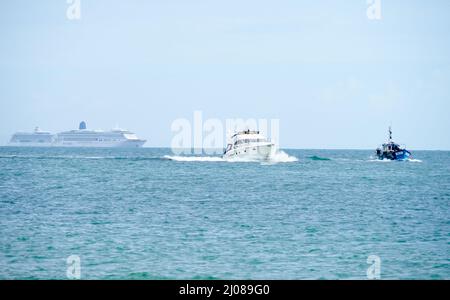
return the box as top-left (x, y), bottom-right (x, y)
top-left (1, 0), bottom-right (449, 149)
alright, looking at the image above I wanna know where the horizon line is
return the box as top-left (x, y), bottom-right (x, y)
top-left (1, 145), bottom-right (449, 151)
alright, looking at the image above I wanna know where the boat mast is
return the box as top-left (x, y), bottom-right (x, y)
top-left (388, 126), bottom-right (392, 142)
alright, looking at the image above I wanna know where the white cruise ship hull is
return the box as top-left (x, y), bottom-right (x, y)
top-left (223, 143), bottom-right (275, 160)
top-left (8, 142), bottom-right (54, 147)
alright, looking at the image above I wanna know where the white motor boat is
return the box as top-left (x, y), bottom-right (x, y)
top-left (223, 130), bottom-right (275, 160)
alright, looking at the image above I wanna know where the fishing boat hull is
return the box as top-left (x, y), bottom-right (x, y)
top-left (377, 149), bottom-right (411, 161)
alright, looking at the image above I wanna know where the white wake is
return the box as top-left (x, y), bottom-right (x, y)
top-left (163, 150), bottom-right (298, 164)
top-left (163, 155), bottom-right (224, 162)
top-left (407, 158), bottom-right (422, 163)
top-left (267, 150), bottom-right (298, 163)
top-left (369, 157), bottom-right (423, 163)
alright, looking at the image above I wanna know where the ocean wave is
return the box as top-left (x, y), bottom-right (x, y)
top-left (0, 154), bottom-right (160, 161)
top-left (308, 155), bottom-right (331, 161)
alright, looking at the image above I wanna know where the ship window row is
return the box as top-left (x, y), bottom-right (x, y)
top-left (62, 137), bottom-right (123, 142)
top-left (14, 140), bottom-right (50, 143)
top-left (234, 139), bottom-right (266, 145)
top-left (13, 135), bottom-right (53, 139)
top-left (12, 137), bottom-right (53, 142)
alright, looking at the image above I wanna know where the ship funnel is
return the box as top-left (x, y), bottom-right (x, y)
top-left (79, 121), bottom-right (87, 130)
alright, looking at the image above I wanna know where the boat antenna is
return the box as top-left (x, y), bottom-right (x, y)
top-left (389, 126), bottom-right (392, 142)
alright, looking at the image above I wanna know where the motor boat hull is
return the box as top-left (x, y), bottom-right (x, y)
top-left (223, 143), bottom-right (275, 161)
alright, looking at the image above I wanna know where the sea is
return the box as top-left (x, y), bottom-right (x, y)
top-left (0, 147), bottom-right (449, 279)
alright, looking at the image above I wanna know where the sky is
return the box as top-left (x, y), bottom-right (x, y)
top-left (0, 0), bottom-right (449, 150)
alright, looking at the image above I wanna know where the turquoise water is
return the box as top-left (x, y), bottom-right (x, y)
top-left (0, 147), bottom-right (449, 279)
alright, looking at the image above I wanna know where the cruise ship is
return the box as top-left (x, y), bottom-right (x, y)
top-left (9, 127), bottom-right (55, 147)
top-left (8, 121), bottom-right (146, 148)
top-left (55, 121), bottom-right (146, 148)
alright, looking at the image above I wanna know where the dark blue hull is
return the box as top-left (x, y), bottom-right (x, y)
top-left (377, 149), bottom-right (411, 161)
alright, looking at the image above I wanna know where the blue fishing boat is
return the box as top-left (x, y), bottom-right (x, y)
top-left (376, 127), bottom-right (411, 161)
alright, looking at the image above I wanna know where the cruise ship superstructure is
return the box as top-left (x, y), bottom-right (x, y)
top-left (8, 121), bottom-right (146, 148)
